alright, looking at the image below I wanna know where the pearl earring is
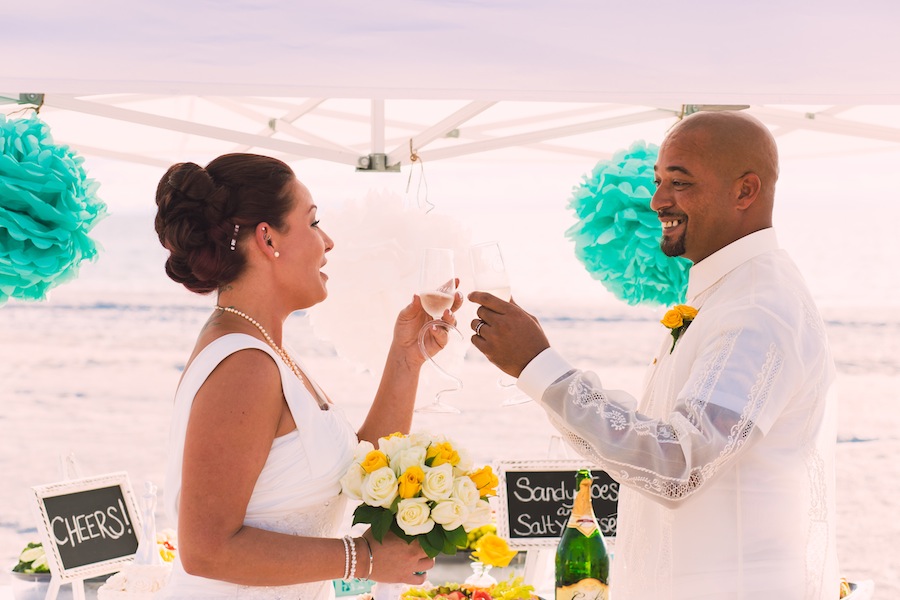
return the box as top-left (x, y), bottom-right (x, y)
top-left (274, 251), bottom-right (280, 258)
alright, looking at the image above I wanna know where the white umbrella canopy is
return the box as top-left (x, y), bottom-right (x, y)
top-left (3, 0), bottom-right (900, 170)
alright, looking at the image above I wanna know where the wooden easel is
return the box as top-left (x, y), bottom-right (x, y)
top-left (42, 454), bottom-right (87, 600)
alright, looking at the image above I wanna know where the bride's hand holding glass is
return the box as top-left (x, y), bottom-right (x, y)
top-left (416, 248), bottom-right (465, 413)
top-left (392, 279), bottom-right (462, 368)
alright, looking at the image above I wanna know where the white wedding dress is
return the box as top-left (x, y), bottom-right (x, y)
top-left (163, 333), bottom-right (357, 599)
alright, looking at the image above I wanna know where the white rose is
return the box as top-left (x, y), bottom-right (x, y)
top-left (353, 440), bottom-right (376, 462)
top-left (378, 434), bottom-right (411, 457)
top-left (390, 446), bottom-right (427, 475)
top-left (361, 466), bottom-right (398, 508)
top-left (105, 572), bottom-right (127, 591)
top-left (430, 498), bottom-right (469, 531)
top-left (451, 474), bottom-right (480, 509)
top-left (395, 498), bottom-right (436, 536)
top-left (127, 576), bottom-right (154, 593)
top-left (462, 499), bottom-right (493, 531)
top-left (340, 462), bottom-right (367, 500)
top-left (421, 463), bottom-right (454, 502)
top-left (409, 432), bottom-right (435, 450)
top-left (453, 447), bottom-right (473, 473)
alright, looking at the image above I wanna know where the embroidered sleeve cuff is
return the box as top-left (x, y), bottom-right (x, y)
top-left (516, 348), bottom-right (574, 401)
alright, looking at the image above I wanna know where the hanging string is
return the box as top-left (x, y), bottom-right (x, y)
top-left (406, 139), bottom-right (433, 213)
top-left (7, 95), bottom-right (43, 119)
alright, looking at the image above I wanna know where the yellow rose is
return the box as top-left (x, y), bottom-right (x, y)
top-left (662, 305), bottom-right (698, 353)
top-left (468, 466), bottom-right (499, 498)
top-left (398, 465), bottom-right (425, 498)
top-left (426, 442), bottom-right (460, 467)
top-left (472, 533), bottom-right (518, 568)
top-left (660, 309), bottom-right (684, 330)
top-left (361, 450), bottom-right (389, 473)
top-left (159, 547), bottom-right (176, 563)
top-left (675, 304), bottom-right (698, 320)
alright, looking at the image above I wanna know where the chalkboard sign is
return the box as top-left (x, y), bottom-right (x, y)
top-left (32, 472), bottom-right (142, 581)
top-left (496, 460), bottom-right (618, 549)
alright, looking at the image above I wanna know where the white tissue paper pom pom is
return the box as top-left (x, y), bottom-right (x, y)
top-left (308, 190), bottom-right (474, 375)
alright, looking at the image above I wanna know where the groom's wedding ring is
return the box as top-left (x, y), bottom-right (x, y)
top-left (475, 319), bottom-right (485, 336)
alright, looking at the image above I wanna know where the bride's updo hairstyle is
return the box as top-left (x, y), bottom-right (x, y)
top-left (154, 153), bottom-right (296, 294)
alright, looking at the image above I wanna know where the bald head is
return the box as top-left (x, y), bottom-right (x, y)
top-left (668, 111), bottom-right (779, 205)
top-left (651, 111), bottom-right (780, 263)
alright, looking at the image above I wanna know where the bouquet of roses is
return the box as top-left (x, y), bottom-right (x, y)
top-left (340, 432), bottom-right (499, 558)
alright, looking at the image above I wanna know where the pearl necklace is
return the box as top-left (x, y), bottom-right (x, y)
top-left (215, 305), bottom-right (330, 410)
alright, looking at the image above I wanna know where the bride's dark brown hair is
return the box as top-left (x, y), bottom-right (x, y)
top-left (154, 153), bottom-right (295, 294)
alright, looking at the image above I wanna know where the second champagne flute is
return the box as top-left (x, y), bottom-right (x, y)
top-left (469, 241), bottom-right (531, 407)
top-left (469, 241), bottom-right (511, 301)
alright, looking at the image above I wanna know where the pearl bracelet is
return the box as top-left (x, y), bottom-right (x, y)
top-left (340, 535), bottom-right (350, 581)
top-left (342, 535), bottom-right (357, 582)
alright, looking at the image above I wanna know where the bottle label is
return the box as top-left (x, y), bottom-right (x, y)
top-left (569, 516), bottom-right (599, 537)
top-left (556, 578), bottom-right (608, 600)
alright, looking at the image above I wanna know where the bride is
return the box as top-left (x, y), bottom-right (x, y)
top-left (154, 153), bottom-right (459, 599)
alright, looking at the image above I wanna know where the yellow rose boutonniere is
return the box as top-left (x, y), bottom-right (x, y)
top-left (661, 304), bottom-right (698, 353)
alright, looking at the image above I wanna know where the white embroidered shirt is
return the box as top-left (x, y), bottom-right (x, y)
top-left (518, 229), bottom-right (839, 600)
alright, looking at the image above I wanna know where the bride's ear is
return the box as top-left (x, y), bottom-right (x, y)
top-left (254, 223), bottom-right (278, 257)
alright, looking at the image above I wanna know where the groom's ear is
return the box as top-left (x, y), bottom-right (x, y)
top-left (734, 172), bottom-right (761, 211)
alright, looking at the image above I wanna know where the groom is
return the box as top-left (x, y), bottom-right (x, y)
top-left (468, 111), bottom-right (839, 599)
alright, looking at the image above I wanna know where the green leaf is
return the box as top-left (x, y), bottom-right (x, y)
top-left (441, 536), bottom-right (459, 555)
top-left (445, 526), bottom-right (467, 550)
top-left (418, 534), bottom-right (441, 559)
top-left (353, 504), bottom-right (382, 524)
top-left (389, 521), bottom-right (415, 544)
top-left (371, 508), bottom-right (394, 542)
top-left (425, 526), bottom-right (446, 553)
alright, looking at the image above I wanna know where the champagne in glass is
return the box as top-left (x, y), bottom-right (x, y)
top-left (420, 289), bottom-right (456, 319)
top-left (420, 248), bottom-right (457, 318)
top-left (417, 248), bottom-right (461, 414)
top-left (469, 241), bottom-right (511, 301)
top-left (469, 242), bottom-right (530, 407)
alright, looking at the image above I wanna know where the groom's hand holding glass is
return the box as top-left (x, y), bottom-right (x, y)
top-left (467, 292), bottom-right (550, 379)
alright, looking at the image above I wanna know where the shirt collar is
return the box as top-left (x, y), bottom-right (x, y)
top-left (686, 228), bottom-right (779, 302)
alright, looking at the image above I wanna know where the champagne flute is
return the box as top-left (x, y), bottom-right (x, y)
top-left (469, 241), bottom-right (512, 301)
top-left (416, 248), bottom-right (462, 414)
top-left (419, 248), bottom-right (457, 321)
top-left (469, 242), bottom-right (531, 406)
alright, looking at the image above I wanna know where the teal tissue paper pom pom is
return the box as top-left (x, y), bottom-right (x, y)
top-left (0, 114), bottom-right (107, 304)
top-left (566, 140), bottom-right (690, 307)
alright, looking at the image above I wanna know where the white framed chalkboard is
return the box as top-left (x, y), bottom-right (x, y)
top-left (31, 472), bottom-right (142, 584)
top-left (496, 459), bottom-right (618, 549)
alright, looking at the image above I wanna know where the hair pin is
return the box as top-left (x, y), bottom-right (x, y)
top-left (230, 224), bottom-right (240, 251)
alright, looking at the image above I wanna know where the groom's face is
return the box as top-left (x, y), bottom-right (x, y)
top-left (651, 128), bottom-right (740, 264)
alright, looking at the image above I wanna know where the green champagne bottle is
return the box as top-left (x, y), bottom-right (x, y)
top-left (555, 469), bottom-right (610, 600)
